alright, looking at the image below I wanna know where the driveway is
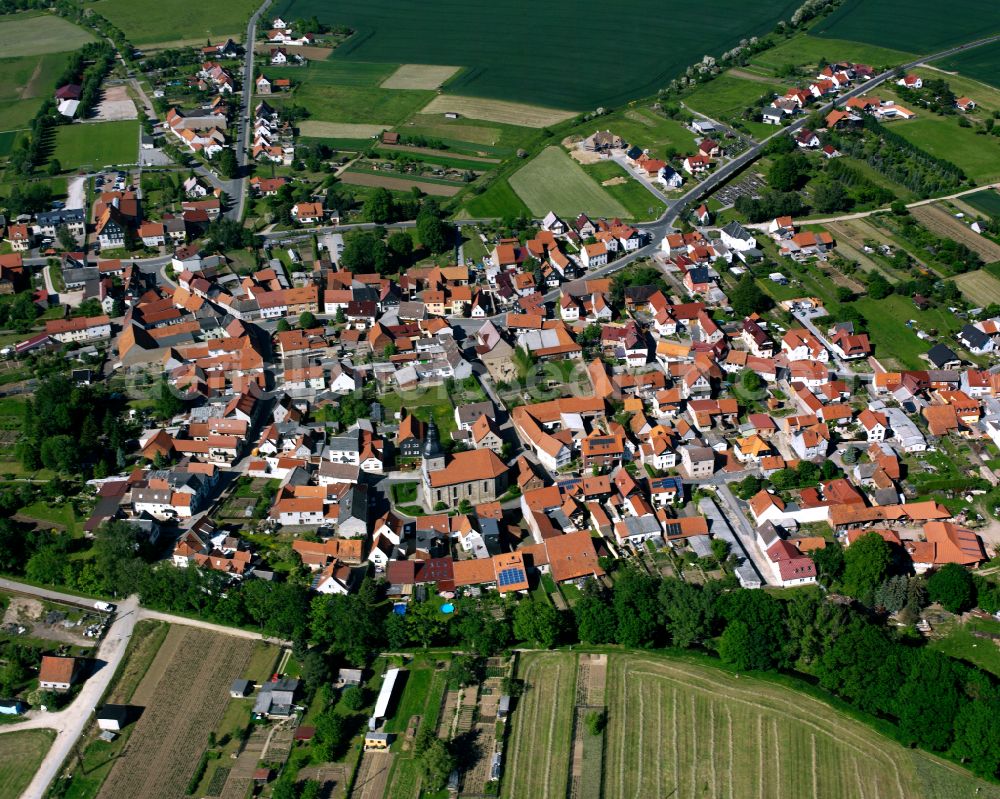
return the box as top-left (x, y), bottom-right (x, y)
top-left (66, 176), bottom-right (87, 211)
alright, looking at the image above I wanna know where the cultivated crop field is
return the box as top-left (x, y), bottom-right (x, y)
top-left (339, 170), bottom-right (463, 196)
top-left (84, 0), bottom-right (259, 45)
top-left (909, 203), bottom-right (1000, 262)
top-left (96, 626), bottom-right (254, 799)
top-left (933, 41), bottom-right (1000, 89)
top-left (509, 146), bottom-right (628, 218)
top-left (964, 188), bottom-right (1000, 217)
top-left (600, 654), bottom-right (1000, 799)
top-left (298, 120), bottom-right (387, 139)
top-left (49, 120), bottom-right (138, 171)
top-left (501, 652), bottom-right (577, 799)
top-left (420, 95), bottom-right (574, 129)
top-left (275, 0), bottom-right (801, 109)
top-left (810, 0), bottom-right (1000, 54)
top-left (955, 271), bottom-right (1000, 305)
top-left (0, 729), bottom-right (54, 799)
top-left (0, 13), bottom-right (94, 58)
top-left (381, 64), bottom-right (460, 90)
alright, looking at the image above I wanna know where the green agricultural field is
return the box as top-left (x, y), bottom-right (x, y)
top-left (891, 117), bottom-right (1000, 183)
top-left (275, 80), bottom-right (433, 126)
top-left (964, 188), bottom-right (1000, 216)
top-left (462, 177), bottom-right (530, 219)
top-left (0, 729), bottom-right (55, 798)
top-left (933, 41), bottom-right (1000, 89)
top-left (49, 120), bottom-right (138, 171)
top-left (685, 73), bottom-right (784, 121)
top-left (502, 652), bottom-right (577, 799)
top-left (810, 0), bottom-right (1000, 54)
top-left (274, 0), bottom-right (801, 109)
top-left (84, 0), bottom-right (260, 45)
top-left (268, 59), bottom-right (396, 88)
top-left (509, 146), bottom-right (627, 218)
top-left (598, 653), bottom-right (1000, 799)
top-left (750, 35), bottom-right (913, 75)
top-left (582, 160), bottom-right (665, 220)
top-left (0, 52), bottom-right (72, 134)
top-left (0, 13), bottom-right (94, 58)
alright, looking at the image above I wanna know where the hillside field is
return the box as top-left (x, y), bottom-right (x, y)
top-left (964, 188), bottom-right (1000, 216)
top-left (810, 0), bottom-right (1000, 54)
top-left (84, 0), bottom-right (260, 45)
top-left (509, 146), bottom-right (628, 218)
top-left (273, 0), bottom-right (801, 109)
top-left (502, 652), bottom-right (1000, 799)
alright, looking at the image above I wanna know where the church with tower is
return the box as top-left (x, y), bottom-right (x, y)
top-left (420, 420), bottom-right (509, 510)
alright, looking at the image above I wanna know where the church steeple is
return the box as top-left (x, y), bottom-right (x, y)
top-left (422, 419), bottom-right (446, 473)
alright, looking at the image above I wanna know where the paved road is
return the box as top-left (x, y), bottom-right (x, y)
top-left (233, 0), bottom-right (272, 222)
top-left (744, 181), bottom-right (1000, 230)
top-left (715, 483), bottom-right (778, 587)
top-left (0, 578), bottom-right (289, 799)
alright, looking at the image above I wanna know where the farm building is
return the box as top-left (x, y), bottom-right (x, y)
top-left (97, 705), bottom-right (131, 732)
top-left (369, 667), bottom-right (404, 730)
top-left (39, 656), bottom-right (77, 692)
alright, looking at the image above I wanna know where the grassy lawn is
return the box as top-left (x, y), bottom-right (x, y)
top-left (597, 651), bottom-right (1000, 799)
top-left (379, 389), bottom-right (456, 435)
top-left (462, 177), bottom-right (530, 219)
top-left (930, 616), bottom-right (1000, 677)
top-left (0, 729), bottom-right (55, 797)
top-left (17, 500), bottom-right (83, 535)
top-left (84, 0), bottom-right (259, 45)
top-left (890, 117), bottom-right (1000, 183)
top-left (276, 0), bottom-right (800, 109)
top-left (581, 159), bottom-right (665, 220)
top-left (809, 0), bottom-right (1000, 54)
top-left (509, 146), bottom-right (627, 218)
top-left (685, 73), bottom-right (784, 121)
top-left (461, 227), bottom-right (488, 262)
top-left (749, 34), bottom-right (913, 75)
top-left (854, 293), bottom-right (962, 370)
top-left (0, 13), bottom-right (94, 58)
top-left (268, 59), bottom-right (397, 88)
top-left (49, 120), bottom-right (138, 172)
top-left (391, 482), bottom-right (418, 504)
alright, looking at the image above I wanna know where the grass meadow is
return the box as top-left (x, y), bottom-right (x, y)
top-left (509, 146), bottom-right (628, 218)
top-left (274, 0), bottom-right (801, 109)
top-left (581, 160), bottom-right (666, 220)
top-left (565, 107), bottom-right (696, 160)
top-left (49, 120), bottom-right (139, 171)
top-left (0, 729), bottom-right (55, 799)
top-left (84, 0), bottom-right (260, 45)
top-left (748, 35), bottom-right (914, 75)
top-left (0, 52), bottom-right (70, 133)
top-left (810, 0), bottom-right (1000, 53)
top-left (0, 13), bottom-right (94, 58)
top-left (890, 117), bottom-right (1000, 183)
top-left (685, 73), bottom-right (785, 120)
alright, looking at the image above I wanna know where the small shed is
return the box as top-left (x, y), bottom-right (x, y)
top-left (497, 695), bottom-right (511, 721)
top-left (253, 768), bottom-right (272, 785)
top-left (230, 679), bottom-right (252, 698)
top-left (364, 731), bottom-right (392, 750)
top-left (293, 726), bottom-right (316, 742)
top-left (0, 699), bottom-right (24, 716)
top-left (97, 705), bottom-right (130, 732)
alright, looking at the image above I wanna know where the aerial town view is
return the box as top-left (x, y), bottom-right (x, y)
top-left (1, 0), bottom-right (1000, 797)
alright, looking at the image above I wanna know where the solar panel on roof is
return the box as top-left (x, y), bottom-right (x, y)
top-left (497, 567), bottom-right (525, 587)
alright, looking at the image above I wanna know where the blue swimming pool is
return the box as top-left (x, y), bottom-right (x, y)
top-left (440, 603), bottom-right (455, 614)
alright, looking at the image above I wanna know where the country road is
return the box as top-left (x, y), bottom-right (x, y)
top-left (0, 577), bottom-right (288, 799)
